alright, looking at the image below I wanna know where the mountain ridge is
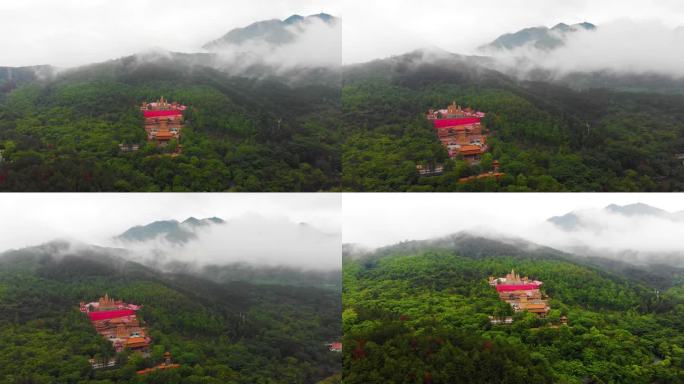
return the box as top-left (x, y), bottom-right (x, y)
top-left (479, 21), bottom-right (596, 51)
top-left (548, 202), bottom-right (684, 231)
top-left (345, 230), bottom-right (684, 289)
top-left (202, 13), bottom-right (338, 50)
top-left (114, 216), bottom-right (225, 244)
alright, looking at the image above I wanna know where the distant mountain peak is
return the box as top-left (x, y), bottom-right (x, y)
top-left (202, 13), bottom-right (338, 50)
top-left (480, 21), bottom-right (596, 52)
top-left (551, 22), bottom-right (570, 31)
top-left (183, 217), bottom-right (201, 225)
top-left (284, 14), bottom-right (305, 24)
top-left (548, 202), bottom-right (681, 231)
top-left (206, 217), bottom-right (226, 224)
top-left (115, 217), bottom-right (225, 244)
top-left (605, 202), bottom-right (668, 217)
top-left (308, 13), bottom-right (335, 23)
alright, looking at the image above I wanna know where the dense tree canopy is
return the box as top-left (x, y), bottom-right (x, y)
top-left (343, 248), bottom-right (684, 383)
top-left (0, 60), bottom-right (341, 191)
top-left (341, 54), bottom-right (684, 191)
top-left (0, 244), bottom-right (341, 383)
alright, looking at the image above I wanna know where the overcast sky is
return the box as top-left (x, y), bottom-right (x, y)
top-left (4, 0), bottom-right (683, 71)
top-left (0, 193), bottom-right (341, 254)
top-left (343, 193), bottom-right (684, 250)
top-left (0, 0), bottom-right (340, 67)
top-left (342, 0), bottom-right (684, 63)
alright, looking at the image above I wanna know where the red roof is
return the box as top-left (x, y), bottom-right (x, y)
top-left (496, 284), bottom-right (541, 292)
top-left (143, 110), bottom-right (183, 118)
top-left (330, 342), bottom-right (342, 351)
top-left (433, 117), bottom-right (481, 128)
top-left (88, 309), bottom-right (135, 321)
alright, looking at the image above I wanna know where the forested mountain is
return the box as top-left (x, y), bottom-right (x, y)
top-left (479, 22), bottom-right (596, 51)
top-left (342, 235), bottom-right (684, 383)
top-left (0, 50), bottom-right (341, 192)
top-left (115, 217), bottom-right (225, 244)
top-left (199, 263), bottom-right (342, 290)
top-left (341, 50), bottom-right (684, 191)
top-left (203, 13), bottom-right (339, 49)
top-left (357, 232), bottom-right (684, 290)
top-left (0, 241), bottom-right (341, 383)
top-left (0, 66), bottom-right (53, 96)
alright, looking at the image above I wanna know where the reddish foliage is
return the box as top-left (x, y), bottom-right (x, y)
top-left (353, 339), bottom-right (367, 360)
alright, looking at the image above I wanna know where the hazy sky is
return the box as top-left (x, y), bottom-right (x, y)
top-left (342, 0), bottom-right (684, 63)
top-left (0, 193), bottom-right (341, 253)
top-left (343, 193), bottom-right (684, 249)
top-left (4, 0), bottom-right (683, 72)
top-left (0, 0), bottom-right (340, 67)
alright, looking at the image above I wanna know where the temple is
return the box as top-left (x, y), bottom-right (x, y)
top-left (140, 97), bottom-right (187, 147)
top-left (427, 102), bottom-right (488, 163)
top-left (80, 295), bottom-right (150, 353)
top-left (489, 270), bottom-right (550, 316)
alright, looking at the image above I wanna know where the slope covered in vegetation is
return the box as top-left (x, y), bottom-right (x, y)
top-left (0, 56), bottom-right (341, 191)
top-left (342, 241), bottom-right (684, 383)
top-left (341, 51), bottom-right (684, 191)
top-left (0, 242), bottom-right (341, 383)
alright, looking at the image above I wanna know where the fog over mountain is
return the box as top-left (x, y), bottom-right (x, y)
top-left (203, 13), bottom-right (341, 76)
top-left (483, 19), bottom-right (684, 79)
top-left (114, 217), bottom-right (226, 244)
top-left (0, 0), bottom-right (341, 68)
top-left (5, 12), bottom-right (341, 86)
top-left (0, 194), bottom-right (341, 274)
top-left (541, 203), bottom-right (684, 266)
top-left (479, 22), bottom-right (596, 51)
top-left (343, 1), bottom-right (684, 80)
top-left (111, 213), bottom-right (341, 270)
top-left (343, 195), bottom-right (684, 269)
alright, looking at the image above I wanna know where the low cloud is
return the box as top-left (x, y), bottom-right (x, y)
top-left (527, 207), bottom-right (684, 266)
top-left (342, 195), bottom-right (684, 269)
top-left (485, 19), bottom-right (684, 78)
top-left (208, 17), bottom-right (341, 75)
top-left (112, 213), bottom-right (341, 271)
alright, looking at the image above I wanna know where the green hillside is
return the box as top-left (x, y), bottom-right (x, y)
top-left (342, 243), bottom-right (684, 383)
top-left (0, 56), bottom-right (341, 191)
top-left (341, 51), bottom-right (684, 191)
top-left (0, 242), bottom-right (341, 383)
